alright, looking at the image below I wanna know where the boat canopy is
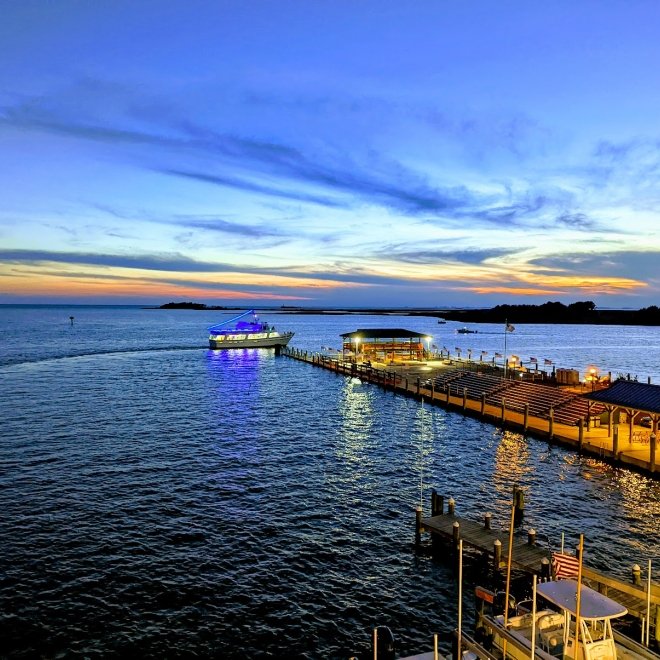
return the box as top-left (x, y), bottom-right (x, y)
top-left (208, 309), bottom-right (263, 334)
top-left (536, 580), bottom-right (627, 621)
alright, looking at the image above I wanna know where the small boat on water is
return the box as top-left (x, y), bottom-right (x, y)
top-left (456, 327), bottom-right (477, 334)
top-left (208, 310), bottom-right (294, 349)
top-left (475, 579), bottom-right (658, 660)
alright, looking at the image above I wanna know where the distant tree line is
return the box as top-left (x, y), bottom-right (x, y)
top-left (440, 301), bottom-right (660, 325)
top-left (159, 302), bottom-right (231, 310)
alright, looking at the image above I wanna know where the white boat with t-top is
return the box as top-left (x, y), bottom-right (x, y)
top-left (208, 310), bottom-right (294, 349)
top-left (475, 579), bottom-right (658, 660)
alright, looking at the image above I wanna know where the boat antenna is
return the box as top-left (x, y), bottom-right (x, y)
top-left (530, 574), bottom-right (537, 660)
top-left (501, 486), bottom-right (517, 658)
top-left (574, 534), bottom-right (584, 655)
top-left (457, 538), bottom-right (463, 659)
top-left (646, 559), bottom-right (653, 646)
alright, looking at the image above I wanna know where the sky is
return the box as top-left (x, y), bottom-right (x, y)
top-left (1, 1), bottom-right (660, 308)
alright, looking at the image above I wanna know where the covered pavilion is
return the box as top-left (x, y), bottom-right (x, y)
top-left (586, 379), bottom-right (660, 438)
top-left (340, 328), bottom-right (431, 363)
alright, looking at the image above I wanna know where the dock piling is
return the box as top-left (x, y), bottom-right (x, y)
top-left (632, 564), bottom-right (642, 586)
top-left (448, 497), bottom-right (455, 515)
top-left (431, 490), bottom-right (444, 516)
top-left (548, 407), bottom-right (554, 440)
top-left (540, 557), bottom-right (551, 580)
top-left (513, 485), bottom-right (525, 525)
top-left (493, 539), bottom-right (502, 572)
top-left (484, 512), bottom-right (492, 530)
top-left (578, 418), bottom-right (584, 452)
top-left (524, 403), bottom-right (529, 433)
top-left (528, 529), bottom-right (536, 546)
top-left (415, 506), bottom-right (423, 548)
top-left (651, 433), bottom-right (656, 472)
top-left (452, 521), bottom-right (460, 546)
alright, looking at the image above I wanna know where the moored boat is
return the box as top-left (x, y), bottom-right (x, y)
top-left (474, 580), bottom-right (658, 660)
top-left (208, 310), bottom-right (294, 349)
top-left (457, 327), bottom-right (477, 334)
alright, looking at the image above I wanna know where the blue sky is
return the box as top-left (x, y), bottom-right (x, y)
top-left (1, 1), bottom-right (659, 307)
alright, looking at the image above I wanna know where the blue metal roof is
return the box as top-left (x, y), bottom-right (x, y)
top-left (586, 379), bottom-right (660, 414)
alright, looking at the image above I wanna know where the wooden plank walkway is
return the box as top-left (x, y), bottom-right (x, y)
top-left (420, 512), bottom-right (550, 572)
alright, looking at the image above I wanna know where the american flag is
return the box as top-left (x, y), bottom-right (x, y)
top-left (552, 552), bottom-right (580, 579)
top-left (455, 347), bottom-right (461, 352)
top-left (530, 357), bottom-right (538, 363)
top-left (506, 323), bottom-right (515, 332)
top-left (481, 350), bottom-right (488, 355)
top-left (544, 358), bottom-right (553, 365)
top-left (495, 352), bottom-right (503, 358)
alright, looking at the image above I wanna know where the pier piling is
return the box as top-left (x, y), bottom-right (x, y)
top-left (540, 557), bottom-right (551, 580)
top-left (548, 407), bottom-right (554, 440)
top-left (484, 512), bottom-right (492, 530)
top-left (578, 418), bottom-right (584, 452)
top-left (493, 539), bottom-right (502, 572)
top-left (415, 506), bottom-right (422, 548)
top-left (524, 403), bottom-right (529, 433)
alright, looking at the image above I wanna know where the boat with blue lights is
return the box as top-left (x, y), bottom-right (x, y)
top-left (208, 310), bottom-right (294, 350)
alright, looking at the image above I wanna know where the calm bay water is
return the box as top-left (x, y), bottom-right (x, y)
top-left (1, 306), bottom-right (659, 658)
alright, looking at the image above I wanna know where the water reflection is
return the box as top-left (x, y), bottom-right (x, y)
top-left (492, 430), bottom-right (534, 503)
top-left (336, 379), bottom-right (376, 476)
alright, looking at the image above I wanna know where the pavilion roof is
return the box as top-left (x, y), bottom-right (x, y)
top-left (585, 379), bottom-right (660, 415)
top-left (340, 328), bottom-right (427, 340)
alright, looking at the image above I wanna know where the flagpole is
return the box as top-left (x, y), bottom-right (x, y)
top-left (504, 319), bottom-right (508, 379)
top-left (574, 534), bottom-right (584, 657)
top-left (502, 492), bottom-right (516, 659)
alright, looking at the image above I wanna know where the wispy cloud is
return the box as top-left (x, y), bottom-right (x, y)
top-left (370, 246), bottom-right (516, 265)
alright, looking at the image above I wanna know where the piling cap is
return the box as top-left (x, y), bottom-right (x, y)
top-left (529, 528), bottom-right (536, 534)
top-left (632, 564), bottom-right (641, 571)
top-left (453, 521), bottom-right (460, 528)
top-left (541, 557), bottom-right (550, 565)
top-left (448, 497), bottom-right (455, 504)
top-left (494, 539), bottom-right (502, 546)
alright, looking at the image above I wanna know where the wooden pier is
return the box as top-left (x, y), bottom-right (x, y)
top-left (282, 348), bottom-right (658, 477)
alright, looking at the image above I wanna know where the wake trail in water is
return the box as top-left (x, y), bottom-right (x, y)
top-left (1, 345), bottom-right (207, 369)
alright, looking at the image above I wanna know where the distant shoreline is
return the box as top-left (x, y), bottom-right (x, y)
top-left (155, 301), bottom-right (660, 325)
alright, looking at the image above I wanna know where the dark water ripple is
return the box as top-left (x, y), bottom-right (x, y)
top-left (1, 323), bottom-right (659, 657)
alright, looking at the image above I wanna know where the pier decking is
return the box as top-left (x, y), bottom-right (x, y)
top-left (282, 348), bottom-right (658, 476)
top-left (421, 512), bottom-right (550, 572)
